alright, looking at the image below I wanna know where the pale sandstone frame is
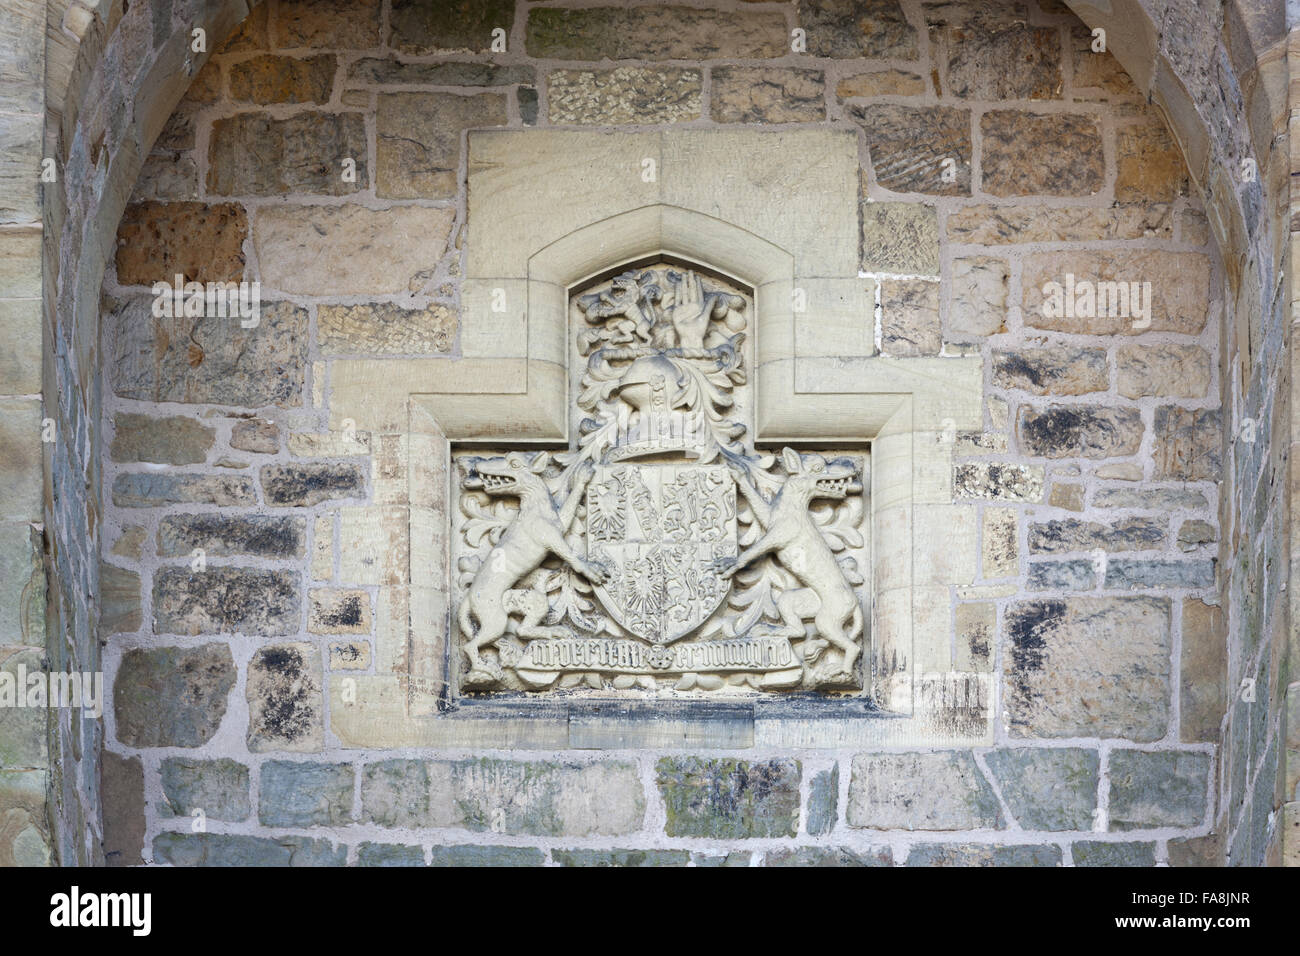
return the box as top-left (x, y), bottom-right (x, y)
top-left (327, 129), bottom-right (985, 749)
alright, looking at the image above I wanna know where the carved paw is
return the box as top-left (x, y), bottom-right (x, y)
top-left (710, 555), bottom-right (738, 580)
top-left (581, 561), bottom-right (610, 585)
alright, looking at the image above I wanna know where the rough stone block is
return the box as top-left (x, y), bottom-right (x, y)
top-left (1071, 840), bottom-right (1156, 865)
top-left (114, 644), bottom-right (235, 748)
top-left (993, 348), bottom-right (1108, 395)
top-left (208, 112), bottom-right (368, 196)
top-left (847, 752), bottom-right (1002, 830)
top-left (99, 562), bottom-right (142, 636)
top-left (949, 256), bottom-right (1008, 338)
top-left (153, 566), bottom-right (300, 636)
top-left (1028, 517), bottom-right (1165, 554)
top-left (1017, 405), bottom-right (1143, 459)
top-left (880, 279), bottom-right (940, 356)
top-left (428, 845), bottom-right (545, 867)
top-left (984, 748), bottom-right (1099, 831)
top-left (319, 302), bottom-right (455, 354)
top-left (157, 514), bottom-right (305, 559)
top-left (356, 843), bottom-right (424, 867)
top-left (1108, 750), bottom-right (1210, 830)
top-left (1027, 560), bottom-right (1097, 591)
top-left (764, 846), bottom-right (892, 866)
top-left (1152, 407), bottom-right (1221, 481)
top-left (230, 418), bottom-right (279, 454)
top-left (110, 414), bottom-right (214, 465)
top-left (228, 54), bottom-right (336, 105)
top-left (850, 104), bottom-right (970, 195)
top-left (861, 202), bottom-right (939, 273)
top-left (806, 764), bottom-right (838, 836)
top-left (548, 69), bottom-right (702, 125)
top-left (1104, 558), bottom-right (1215, 590)
top-left (797, 0), bottom-right (917, 58)
top-left (906, 843), bottom-right (1061, 866)
top-left (247, 643), bottom-right (324, 753)
top-left (259, 760), bottom-right (354, 827)
top-left (261, 462), bottom-right (366, 507)
top-left (308, 589), bottom-right (371, 634)
top-left (348, 59), bottom-right (532, 87)
top-left (928, 3), bottom-right (1061, 99)
top-left (711, 68), bottom-right (825, 123)
top-left (1117, 345), bottom-right (1210, 398)
top-left (955, 462), bottom-right (1044, 501)
top-left (525, 5), bottom-right (785, 59)
top-left (377, 92), bottom-right (505, 198)
top-left (112, 473), bottom-right (257, 508)
top-left (656, 757), bottom-right (800, 839)
top-left (981, 111), bottom-right (1103, 196)
top-left (152, 832), bottom-right (346, 866)
top-left (114, 202), bottom-right (247, 285)
top-left (552, 849), bottom-right (689, 867)
top-left (390, 0), bottom-right (515, 54)
top-left (1115, 121), bottom-right (1188, 202)
top-left (160, 757), bottom-right (251, 821)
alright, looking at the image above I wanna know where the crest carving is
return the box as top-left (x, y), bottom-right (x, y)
top-left (453, 263), bottom-right (870, 695)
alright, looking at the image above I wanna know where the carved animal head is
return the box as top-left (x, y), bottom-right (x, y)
top-left (463, 452), bottom-right (552, 499)
top-left (779, 447), bottom-right (862, 502)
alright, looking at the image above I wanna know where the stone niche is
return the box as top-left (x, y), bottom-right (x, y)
top-left (328, 129), bottom-right (985, 749)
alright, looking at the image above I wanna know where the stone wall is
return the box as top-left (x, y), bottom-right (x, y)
top-left (78, 0), bottom-right (1254, 866)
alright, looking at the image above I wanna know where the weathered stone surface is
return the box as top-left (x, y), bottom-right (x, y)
top-left (328, 641), bottom-right (371, 671)
top-left (247, 643), bottom-right (324, 753)
top-left (157, 514), bottom-right (306, 559)
top-left (114, 202), bottom-right (247, 285)
top-left (690, 851), bottom-right (753, 867)
top-left (955, 462), bottom-right (1044, 501)
top-left (1048, 482), bottom-right (1085, 512)
top-left (807, 765), bottom-right (838, 836)
top-left (1117, 345), bottom-right (1211, 398)
top-left (377, 92), bottom-right (506, 198)
top-left (1176, 520), bottom-right (1216, 551)
top-left (208, 113), bottom-right (368, 196)
top-left (656, 757), bottom-right (799, 839)
top-left (0, 649), bottom-right (45, 768)
top-left (519, 87), bottom-right (539, 124)
top-left (954, 602), bottom-right (995, 670)
top-left (548, 69), bottom-right (702, 125)
top-left (308, 589), bottom-right (371, 634)
top-left (880, 279), bottom-right (940, 356)
top-left (254, 205), bottom-right (455, 295)
top-left (100, 753), bottom-right (145, 867)
top-left (1017, 405), bottom-right (1143, 459)
top-left (1116, 121), bottom-right (1188, 202)
top-left (1093, 487), bottom-right (1208, 510)
top-left (861, 203), bottom-right (939, 273)
top-left (837, 70), bottom-right (926, 97)
top-left (1152, 407), bottom-right (1221, 481)
top-left (1028, 517), bottom-right (1165, 554)
top-left (947, 204), bottom-right (1173, 243)
top-left (319, 302), bottom-right (455, 354)
top-left (526, 6), bottom-right (785, 59)
top-left (348, 59), bottom-right (533, 87)
top-left (1069, 24), bottom-right (1140, 97)
top-left (99, 562), bottom-right (142, 636)
top-left (948, 255), bottom-right (1007, 338)
top-left (850, 104), bottom-right (970, 195)
top-left (1105, 559), bottom-right (1215, 590)
top-left (287, 431), bottom-right (371, 457)
top-left (390, 0), bottom-right (512, 53)
top-left (160, 758), bottom-right (251, 821)
top-left (797, 0), bottom-right (917, 58)
top-left (0, 301), bottom-right (40, 394)
top-left (361, 758), bottom-right (644, 835)
top-left (906, 843), bottom-right (1061, 866)
top-left (1180, 208), bottom-right (1211, 245)
top-left (1027, 559), bottom-right (1097, 591)
top-left (153, 832), bottom-right (346, 866)
top-left (115, 644), bottom-right (235, 748)
top-left (981, 111), bottom-right (1103, 196)
top-left (1004, 597), bottom-right (1170, 740)
top-left (926, 3), bottom-right (1061, 99)
top-left (110, 414), bottom-right (214, 465)
top-left (984, 748), bottom-right (1099, 831)
top-left (1094, 462), bottom-right (1144, 481)
top-left (993, 348), bottom-right (1108, 395)
top-left (1167, 831), bottom-right (1223, 867)
top-left (552, 849), bottom-right (689, 867)
top-left (0, 405), bottom-right (42, 517)
top-left (981, 507), bottom-right (1018, 579)
top-left (112, 473), bottom-right (257, 508)
top-left (357, 843), bottom-right (425, 867)
top-left (229, 55), bottom-right (336, 104)
top-left (0, 771), bottom-right (49, 865)
top-left (261, 462), bottom-right (367, 507)
top-left (109, 296), bottom-right (308, 408)
top-left (153, 567), bottom-right (300, 636)
top-left (765, 846), bottom-right (892, 866)
top-left (274, 0), bottom-right (380, 47)
top-left (1022, 250), bottom-right (1209, 334)
top-left (847, 752), bottom-right (1001, 830)
top-left (230, 418), bottom-right (279, 454)
top-left (1180, 600), bottom-right (1225, 744)
top-left (259, 761), bottom-right (354, 827)
top-left (712, 68), bottom-right (824, 123)
top-left (428, 845), bottom-right (545, 867)
top-left (1071, 841), bottom-right (1156, 865)
top-left (1108, 750), bottom-right (1210, 830)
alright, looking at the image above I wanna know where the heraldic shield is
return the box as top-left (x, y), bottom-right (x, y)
top-left (585, 463), bottom-right (737, 645)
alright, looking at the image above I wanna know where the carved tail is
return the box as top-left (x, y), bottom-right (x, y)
top-left (849, 601), bottom-right (863, 643)
top-left (458, 594), bottom-right (475, 638)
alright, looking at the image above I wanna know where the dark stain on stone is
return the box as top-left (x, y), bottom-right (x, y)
top-left (255, 646), bottom-right (312, 743)
top-left (1006, 600), bottom-right (1065, 726)
top-left (1021, 406), bottom-right (1089, 455)
top-left (320, 595), bottom-right (363, 628)
top-left (996, 352), bottom-right (1046, 387)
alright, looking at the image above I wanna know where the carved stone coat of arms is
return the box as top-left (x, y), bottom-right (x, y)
top-left (452, 263), bottom-right (870, 695)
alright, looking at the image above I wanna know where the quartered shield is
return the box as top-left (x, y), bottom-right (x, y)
top-left (585, 463), bottom-right (737, 644)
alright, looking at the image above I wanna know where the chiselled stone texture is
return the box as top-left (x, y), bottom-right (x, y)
top-left (110, 414), bottom-right (214, 465)
top-left (880, 279), bottom-right (940, 356)
top-left (765, 846), bottom-right (892, 866)
top-left (711, 68), bottom-right (825, 123)
top-left (319, 303), bottom-right (455, 355)
top-left (389, 0), bottom-right (512, 53)
top-left (906, 843), bottom-right (1062, 866)
top-left (153, 832), bottom-right (346, 867)
top-left (361, 758), bottom-right (645, 836)
top-left (114, 645), bottom-right (236, 748)
top-left (548, 69), bottom-right (702, 125)
top-left (114, 202), bottom-right (247, 285)
top-left (1117, 345), bottom-right (1211, 398)
top-left (955, 462), bottom-right (1044, 502)
top-left (983, 748), bottom-right (1099, 831)
top-left (1152, 407), bottom-right (1221, 480)
top-left (949, 256), bottom-right (1008, 338)
top-left (229, 55), bottom-right (336, 105)
top-left (526, 6), bottom-right (786, 59)
top-left (947, 204), bottom-right (1173, 243)
top-left (1108, 750), bottom-right (1210, 830)
top-left (925, 2), bottom-right (1062, 100)
top-left (377, 92), bottom-right (506, 198)
top-left (980, 112), bottom-right (1104, 196)
top-left (850, 104), bottom-right (971, 195)
top-left (1115, 121), bottom-right (1188, 202)
top-left (259, 761), bottom-right (355, 827)
top-left (1004, 598), bottom-right (1170, 740)
top-left (847, 752), bottom-right (1002, 830)
top-left (656, 757), bottom-right (800, 839)
top-left (109, 297), bottom-right (308, 407)
top-left (208, 113), bottom-right (368, 196)
top-left (153, 567), bottom-right (300, 636)
top-left (993, 348), bottom-right (1108, 395)
top-left (156, 514), bottom-right (306, 559)
top-left (112, 473), bottom-right (257, 508)
top-left (261, 462), bottom-right (367, 507)
top-left (797, 0), bottom-right (918, 58)
top-left (1017, 406), bottom-right (1144, 459)
top-left (861, 203), bottom-right (939, 273)
top-left (160, 758), bottom-right (251, 821)
top-left (1028, 517), bottom-right (1166, 553)
top-left (247, 644), bottom-right (324, 753)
